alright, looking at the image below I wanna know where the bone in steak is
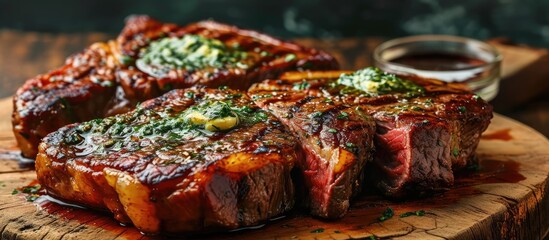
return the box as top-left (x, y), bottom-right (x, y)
top-left (13, 15), bottom-right (338, 158)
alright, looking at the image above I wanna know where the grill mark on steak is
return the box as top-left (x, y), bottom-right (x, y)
top-left (13, 15), bottom-right (339, 158)
top-left (249, 70), bottom-right (492, 198)
top-left (12, 44), bottom-right (119, 158)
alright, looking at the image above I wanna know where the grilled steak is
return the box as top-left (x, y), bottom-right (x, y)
top-left (249, 87), bottom-right (376, 218)
top-left (35, 88), bottom-right (301, 233)
top-left (12, 42), bottom-right (119, 158)
top-left (249, 68), bottom-right (493, 197)
top-left (13, 15), bottom-right (338, 158)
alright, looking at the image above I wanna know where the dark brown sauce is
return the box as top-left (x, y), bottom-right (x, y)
top-left (390, 53), bottom-right (487, 71)
top-left (455, 159), bottom-right (525, 186)
top-left (481, 128), bottom-right (513, 141)
top-left (403, 159), bottom-right (525, 207)
top-left (31, 195), bottom-right (151, 239)
top-left (411, 159), bottom-right (525, 208)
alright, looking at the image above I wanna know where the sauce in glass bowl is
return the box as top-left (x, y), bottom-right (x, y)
top-left (373, 35), bottom-right (502, 101)
top-left (390, 52), bottom-right (487, 71)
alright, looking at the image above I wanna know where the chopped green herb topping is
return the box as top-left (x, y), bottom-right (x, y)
top-left (284, 53), bottom-right (297, 62)
top-left (337, 112), bottom-right (349, 120)
top-left (137, 35), bottom-right (249, 72)
top-left (26, 195), bottom-right (39, 202)
top-left (399, 210), bottom-right (426, 218)
top-left (452, 147), bottom-right (460, 157)
top-left (64, 133), bottom-right (83, 145)
top-left (323, 98), bottom-right (333, 103)
top-left (458, 106), bottom-right (467, 113)
top-left (251, 94), bottom-right (273, 100)
top-left (328, 128), bottom-right (337, 133)
top-left (411, 106), bottom-right (422, 111)
top-left (228, 93), bottom-right (243, 99)
top-left (119, 55), bottom-right (134, 65)
top-left (63, 96), bottom-right (268, 156)
top-left (337, 67), bottom-right (425, 97)
top-left (378, 207), bottom-right (394, 222)
top-left (293, 81), bottom-right (310, 91)
top-left (309, 111), bottom-right (323, 119)
top-left (184, 91), bottom-right (195, 99)
top-left (344, 142), bottom-right (358, 153)
top-left (310, 228), bottom-right (325, 233)
top-left (12, 184), bottom-right (42, 202)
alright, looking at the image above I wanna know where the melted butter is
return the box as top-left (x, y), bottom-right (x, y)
top-left (136, 35), bottom-right (249, 77)
top-left (64, 97), bottom-right (268, 158)
top-left (337, 67), bottom-right (424, 97)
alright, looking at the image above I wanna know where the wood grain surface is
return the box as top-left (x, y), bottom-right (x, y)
top-left (0, 94), bottom-right (548, 239)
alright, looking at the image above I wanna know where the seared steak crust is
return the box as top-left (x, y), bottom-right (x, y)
top-left (116, 16), bottom-right (338, 102)
top-left (250, 70), bottom-right (492, 197)
top-left (13, 15), bottom-right (338, 158)
top-left (36, 88), bottom-right (301, 233)
top-left (249, 89), bottom-right (376, 218)
top-left (13, 43), bottom-right (119, 158)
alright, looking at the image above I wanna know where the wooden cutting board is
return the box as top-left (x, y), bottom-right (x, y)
top-left (0, 96), bottom-right (548, 240)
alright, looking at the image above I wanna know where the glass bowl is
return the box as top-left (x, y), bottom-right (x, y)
top-left (373, 35), bottom-right (502, 101)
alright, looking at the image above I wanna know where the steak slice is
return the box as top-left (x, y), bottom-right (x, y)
top-left (249, 89), bottom-right (376, 218)
top-left (35, 88), bottom-right (301, 234)
top-left (250, 68), bottom-right (493, 197)
top-left (12, 43), bottom-right (119, 158)
top-left (13, 15), bottom-right (338, 158)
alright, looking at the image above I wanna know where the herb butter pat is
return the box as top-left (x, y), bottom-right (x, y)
top-left (337, 67), bottom-right (425, 97)
top-left (183, 101), bottom-right (244, 132)
top-left (137, 35), bottom-right (249, 75)
top-left (63, 97), bottom-right (268, 156)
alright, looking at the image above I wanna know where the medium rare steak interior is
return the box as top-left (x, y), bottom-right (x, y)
top-left (250, 68), bottom-right (493, 197)
top-left (36, 88), bottom-right (301, 233)
top-left (249, 90), bottom-right (376, 218)
top-left (13, 15), bottom-right (338, 158)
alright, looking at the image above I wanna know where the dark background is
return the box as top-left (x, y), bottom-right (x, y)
top-left (1, 0), bottom-right (549, 47)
